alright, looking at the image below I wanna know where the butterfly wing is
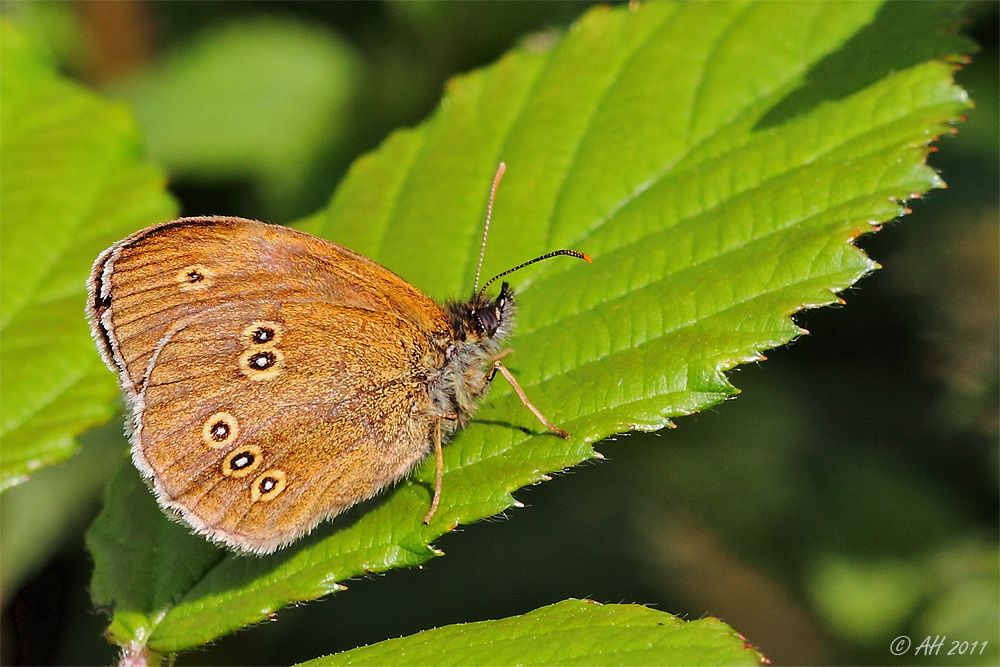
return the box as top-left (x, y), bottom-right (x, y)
top-left (86, 217), bottom-right (452, 552)
top-left (88, 216), bottom-right (452, 397)
top-left (139, 300), bottom-right (441, 553)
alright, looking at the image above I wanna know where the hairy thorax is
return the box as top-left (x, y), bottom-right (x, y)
top-left (425, 283), bottom-right (515, 430)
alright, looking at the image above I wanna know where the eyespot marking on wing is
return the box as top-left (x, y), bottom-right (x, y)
top-left (202, 412), bottom-right (239, 448)
top-left (251, 469), bottom-right (287, 502)
top-left (222, 445), bottom-right (264, 478)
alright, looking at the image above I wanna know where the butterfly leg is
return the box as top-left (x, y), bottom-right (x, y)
top-left (492, 361), bottom-right (570, 439)
top-left (485, 348), bottom-right (514, 383)
top-left (422, 414), bottom-right (456, 524)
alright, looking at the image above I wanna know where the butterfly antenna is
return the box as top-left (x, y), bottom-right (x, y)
top-left (473, 162), bottom-right (506, 295)
top-left (479, 249), bottom-right (592, 298)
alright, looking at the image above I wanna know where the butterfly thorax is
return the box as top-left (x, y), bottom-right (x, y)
top-left (429, 282), bottom-right (515, 429)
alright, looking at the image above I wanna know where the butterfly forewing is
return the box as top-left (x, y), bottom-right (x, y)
top-left (89, 217), bottom-right (452, 391)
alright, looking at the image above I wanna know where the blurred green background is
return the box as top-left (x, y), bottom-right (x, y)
top-left (1, 2), bottom-right (996, 665)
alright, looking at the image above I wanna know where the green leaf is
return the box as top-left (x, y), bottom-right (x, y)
top-left (87, 0), bottom-right (972, 655)
top-left (300, 599), bottom-right (764, 666)
top-left (88, 460), bottom-right (348, 651)
top-left (0, 20), bottom-right (177, 490)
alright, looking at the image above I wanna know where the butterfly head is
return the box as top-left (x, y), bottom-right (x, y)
top-left (445, 281), bottom-right (515, 346)
top-left (472, 281), bottom-right (513, 338)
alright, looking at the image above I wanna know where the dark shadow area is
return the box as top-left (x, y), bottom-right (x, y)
top-left (756, 2), bottom-right (973, 129)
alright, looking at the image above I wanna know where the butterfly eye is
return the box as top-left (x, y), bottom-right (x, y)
top-left (474, 281), bottom-right (513, 337)
top-left (201, 412), bottom-right (239, 448)
top-left (251, 470), bottom-right (287, 502)
top-left (222, 445), bottom-right (263, 478)
top-left (475, 306), bottom-right (500, 336)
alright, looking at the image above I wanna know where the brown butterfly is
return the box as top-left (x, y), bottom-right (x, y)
top-left (87, 163), bottom-right (590, 554)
